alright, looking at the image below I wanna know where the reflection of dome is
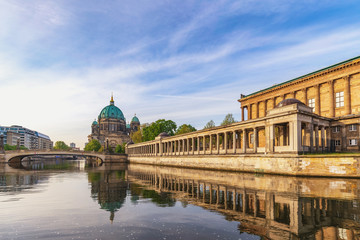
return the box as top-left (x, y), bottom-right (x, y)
top-left (98, 96), bottom-right (125, 120)
top-left (131, 115), bottom-right (140, 123)
top-left (276, 98), bottom-right (305, 108)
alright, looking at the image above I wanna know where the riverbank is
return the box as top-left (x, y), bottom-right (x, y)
top-left (127, 153), bottom-right (360, 178)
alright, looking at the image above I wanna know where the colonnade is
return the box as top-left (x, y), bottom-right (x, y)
top-left (127, 126), bottom-right (266, 156)
top-left (127, 120), bottom-right (331, 156)
top-left (240, 75), bottom-right (352, 121)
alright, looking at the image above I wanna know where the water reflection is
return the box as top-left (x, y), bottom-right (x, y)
top-left (127, 164), bottom-right (360, 240)
top-left (87, 165), bottom-right (176, 223)
top-left (2, 160), bottom-right (360, 239)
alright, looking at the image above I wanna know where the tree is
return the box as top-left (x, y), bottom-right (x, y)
top-left (203, 120), bottom-right (215, 129)
top-left (142, 119), bottom-right (177, 141)
top-left (53, 141), bottom-right (71, 150)
top-left (4, 144), bottom-right (27, 151)
top-left (175, 124), bottom-right (196, 135)
top-left (115, 144), bottom-right (126, 154)
top-left (84, 139), bottom-right (101, 152)
top-left (221, 113), bottom-right (236, 126)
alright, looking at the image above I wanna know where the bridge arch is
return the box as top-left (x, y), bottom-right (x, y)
top-left (4, 150), bottom-right (106, 163)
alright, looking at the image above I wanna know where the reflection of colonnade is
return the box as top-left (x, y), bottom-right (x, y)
top-left (128, 169), bottom-right (360, 239)
top-left (128, 100), bottom-right (332, 156)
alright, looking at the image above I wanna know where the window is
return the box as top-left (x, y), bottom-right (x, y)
top-left (335, 91), bottom-right (344, 108)
top-left (308, 98), bottom-right (315, 112)
top-left (335, 140), bottom-right (341, 146)
top-left (349, 124), bottom-right (357, 131)
top-left (333, 126), bottom-right (341, 133)
top-left (349, 139), bottom-right (358, 146)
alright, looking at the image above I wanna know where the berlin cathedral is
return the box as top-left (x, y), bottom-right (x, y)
top-left (88, 95), bottom-right (140, 148)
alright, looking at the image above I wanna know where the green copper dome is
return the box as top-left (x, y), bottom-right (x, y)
top-left (126, 124), bottom-right (130, 129)
top-left (92, 120), bottom-right (98, 125)
top-left (131, 115), bottom-right (140, 123)
top-left (98, 97), bottom-right (125, 120)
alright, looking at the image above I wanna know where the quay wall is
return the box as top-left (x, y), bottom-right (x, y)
top-left (127, 154), bottom-right (360, 178)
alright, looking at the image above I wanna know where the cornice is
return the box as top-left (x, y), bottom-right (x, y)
top-left (238, 56), bottom-right (360, 103)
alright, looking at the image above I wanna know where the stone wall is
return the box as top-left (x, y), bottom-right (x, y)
top-left (128, 154), bottom-right (360, 177)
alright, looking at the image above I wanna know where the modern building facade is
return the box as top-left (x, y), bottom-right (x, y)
top-left (88, 95), bottom-right (140, 149)
top-left (238, 56), bottom-right (360, 152)
top-left (0, 125), bottom-right (53, 149)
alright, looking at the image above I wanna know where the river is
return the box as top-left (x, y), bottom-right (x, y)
top-left (0, 159), bottom-right (359, 239)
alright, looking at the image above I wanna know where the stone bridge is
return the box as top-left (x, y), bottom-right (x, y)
top-left (0, 150), bottom-right (127, 163)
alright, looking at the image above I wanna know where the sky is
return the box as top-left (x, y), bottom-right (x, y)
top-left (1, 0), bottom-right (360, 148)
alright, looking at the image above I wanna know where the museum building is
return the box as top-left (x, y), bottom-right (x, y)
top-left (88, 95), bottom-right (140, 149)
top-left (238, 56), bottom-right (360, 152)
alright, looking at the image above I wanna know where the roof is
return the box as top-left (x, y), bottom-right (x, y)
top-left (131, 115), bottom-right (140, 123)
top-left (242, 55), bottom-right (360, 99)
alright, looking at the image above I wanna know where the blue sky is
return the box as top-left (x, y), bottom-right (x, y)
top-left (1, 0), bottom-right (360, 148)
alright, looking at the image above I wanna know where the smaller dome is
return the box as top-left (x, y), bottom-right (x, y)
top-left (131, 114), bottom-right (140, 123)
top-left (92, 120), bottom-right (98, 125)
top-left (276, 98), bottom-right (305, 108)
top-left (126, 124), bottom-right (130, 129)
top-left (158, 132), bottom-right (170, 137)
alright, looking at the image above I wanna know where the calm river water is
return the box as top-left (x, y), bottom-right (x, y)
top-left (1, 159), bottom-right (360, 240)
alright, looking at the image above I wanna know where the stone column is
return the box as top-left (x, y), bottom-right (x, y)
top-left (253, 127), bottom-right (258, 153)
top-left (309, 123), bottom-right (314, 153)
top-left (224, 132), bottom-right (228, 154)
top-left (321, 126), bottom-right (325, 152)
top-left (328, 80), bottom-right (335, 117)
top-left (326, 127), bottom-right (331, 152)
top-left (315, 125), bottom-right (319, 152)
top-left (303, 88), bottom-right (308, 105)
top-left (233, 131), bottom-right (236, 154)
top-left (272, 97), bottom-right (276, 109)
top-left (192, 137), bottom-right (195, 155)
top-left (241, 106), bottom-right (245, 121)
top-left (197, 137), bottom-right (200, 154)
top-left (175, 141), bottom-right (178, 155)
top-left (216, 133), bottom-right (220, 154)
top-left (264, 100), bottom-right (267, 117)
top-left (209, 135), bottom-right (213, 154)
top-left (187, 138), bottom-right (190, 155)
top-left (255, 102), bottom-right (259, 119)
top-left (341, 126), bottom-right (347, 151)
top-left (269, 124), bottom-right (274, 153)
top-left (242, 129), bottom-right (247, 153)
top-left (203, 136), bottom-right (206, 154)
top-left (344, 75), bottom-right (351, 115)
top-left (315, 84), bottom-right (321, 115)
top-left (155, 143), bottom-right (158, 156)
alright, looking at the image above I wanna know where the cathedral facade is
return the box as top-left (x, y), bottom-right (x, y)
top-left (88, 96), bottom-right (140, 148)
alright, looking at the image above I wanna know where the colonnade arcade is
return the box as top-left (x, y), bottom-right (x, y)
top-left (127, 101), bottom-right (332, 156)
